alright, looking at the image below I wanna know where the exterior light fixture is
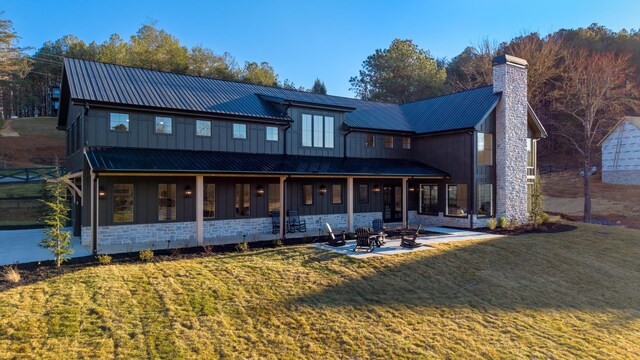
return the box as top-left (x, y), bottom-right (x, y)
top-left (409, 186), bottom-right (416, 192)
top-left (256, 185), bottom-right (265, 197)
top-left (98, 186), bottom-right (106, 199)
top-left (184, 185), bottom-right (193, 198)
top-left (319, 184), bottom-right (327, 195)
top-left (372, 184), bottom-right (381, 193)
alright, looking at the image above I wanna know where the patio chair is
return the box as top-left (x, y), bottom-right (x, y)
top-left (400, 225), bottom-right (424, 248)
top-left (372, 219), bottom-right (387, 245)
top-left (354, 228), bottom-right (376, 252)
top-left (270, 211), bottom-right (280, 234)
top-left (286, 209), bottom-right (307, 233)
top-left (325, 223), bottom-right (346, 247)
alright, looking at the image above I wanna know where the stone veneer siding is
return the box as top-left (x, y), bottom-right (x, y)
top-left (82, 221), bottom-right (196, 246)
top-left (492, 59), bottom-right (529, 224)
top-left (408, 211), bottom-right (491, 229)
top-left (203, 217), bottom-right (272, 238)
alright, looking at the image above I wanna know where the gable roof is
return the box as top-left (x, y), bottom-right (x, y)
top-left (598, 116), bottom-right (640, 145)
top-left (59, 58), bottom-right (505, 135)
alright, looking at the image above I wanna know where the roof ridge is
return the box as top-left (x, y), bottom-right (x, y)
top-left (399, 85), bottom-right (494, 106)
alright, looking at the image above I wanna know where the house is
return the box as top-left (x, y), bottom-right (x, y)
top-left (57, 54), bottom-right (546, 253)
top-left (599, 116), bottom-right (640, 185)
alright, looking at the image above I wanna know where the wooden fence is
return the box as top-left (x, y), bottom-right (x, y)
top-left (0, 167), bottom-right (59, 184)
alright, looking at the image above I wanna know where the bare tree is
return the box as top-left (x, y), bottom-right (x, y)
top-left (552, 49), bottom-right (639, 222)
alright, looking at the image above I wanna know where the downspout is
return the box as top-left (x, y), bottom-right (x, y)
top-left (282, 123), bottom-right (291, 156)
top-left (343, 128), bottom-right (352, 158)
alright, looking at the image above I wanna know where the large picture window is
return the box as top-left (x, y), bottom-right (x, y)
top-left (359, 184), bottom-right (369, 204)
top-left (204, 184), bottom-right (215, 218)
top-left (110, 113), bottom-right (129, 132)
top-left (419, 184), bottom-right (438, 215)
top-left (155, 116), bottom-right (172, 134)
top-left (158, 184), bottom-right (177, 221)
top-left (302, 184), bottom-right (313, 205)
top-left (302, 113), bottom-right (334, 148)
top-left (477, 184), bottom-right (493, 217)
top-left (196, 120), bottom-right (211, 137)
top-left (477, 132), bottom-right (493, 166)
top-left (113, 184), bottom-right (134, 223)
top-left (446, 184), bottom-right (467, 216)
top-left (332, 184), bottom-right (342, 205)
top-left (235, 184), bottom-right (250, 217)
top-left (268, 183), bottom-right (280, 213)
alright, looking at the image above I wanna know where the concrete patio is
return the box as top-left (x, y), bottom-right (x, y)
top-left (0, 228), bottom-right (90, 266)
top-left (312, 227), bottom-right (503, 258)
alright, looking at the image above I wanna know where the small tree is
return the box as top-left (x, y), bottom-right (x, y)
top-left (40, 167), bottom-right (72, 266)
top-left (311, 78), bottom-right (327, 95)
top-left (530, 176), bottom-right (545, 228)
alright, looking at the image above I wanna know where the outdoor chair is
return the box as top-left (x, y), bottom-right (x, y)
top-left (270, 211), bottom-right (280, 234)
top-left (325, 223), bottom-right (346, 247)
top-left (354, 228), bottom-right (376, 252)
top-left (286, 209), bottom-right (307, 233)
top-left (400, 225), bottom-right (424, 248)
top-left (372, 219), bottom-right (387, 245)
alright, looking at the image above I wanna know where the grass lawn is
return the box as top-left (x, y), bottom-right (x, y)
top-left (0, 183), bottom-right (43, 198)
top-left (0, 222), bottom-right (638, 358)
top-left (7, 117), bottom-right (62, 139)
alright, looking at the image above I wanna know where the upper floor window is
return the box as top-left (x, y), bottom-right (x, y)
top-left (402, 137), bottom-right (411, 149)
top-left (155, 116), bottom-right (172, 134)
top-left (384, 136), bottom-right (394, 149)
top-left (301, 114), bottom-right (334, 148)
top-left (196, 120), bottom-right (211, 137)
top-left (158, 184), bottom-right (177, 221)
top-left (477, 132), bottom-right (493, 166)
top-left (110, 113), bottom-right (129, 132)
top-left (365, 133), bottom-right (375, 148)
top-left (233, 123), bottom-right (247, 139)
top-left (113, 184), bottom-right (134, 223)
top-left (266, 126), bottom-right (278, 142)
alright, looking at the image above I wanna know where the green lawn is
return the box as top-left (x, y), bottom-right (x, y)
top-left (0, 222), bottom-right (638, 358)
top-left (0, 183), bottom-right (43, 198)
top-left (8, 117), bottom-right (62, 139)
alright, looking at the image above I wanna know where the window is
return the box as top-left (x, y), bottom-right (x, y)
top-left (268, 184), bottom-right (280, 213)
top-left (419, 184), bottom-right (438, 215)
top-left (477, 132), bottom-right (493, 166)
top-left (402, 137), bottom-right (411, 149)
top-left (113, 184), bottom-right (134, 223)
top-left (384, 136), bottom-right (394, 149)
top-left (302, 113), bottom-right (334, 148)
top-left (324, 117), bottom-right (334, 148)
top-left (196, 120), bottom-right (211, 137)
top-left (235, 184), bottom-right (250, 217)
top-left (302, 184), bottom-right (313, 205)
top-left (302, 114), bottom-right (312, 147)
top-left (365, 133), bottom-right (375, 148)
top-left (332, 184), bottom-right (342, 205)
top-left (266, 126), bottom-right (278, 142)
top-left (446, 184), bottom-right (467, 216)
top-left (158, 184), bottom-right (177, 221)
top-left (110, 113), bottom-right (129, 132)
top-left (477, 184), bottom-right (493, 217)
top-left (155, 116), bottom-right (172, 134)
top-left (233, 123), bottom-right (247, 139)
top-left (204, 184), bottom-right (215, 218)
top-left (359, 184), bottom-right (369, 204)
top-left (527, 180), bottom-right (535, 212)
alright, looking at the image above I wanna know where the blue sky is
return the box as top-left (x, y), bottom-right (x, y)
top-left (3, 0), bottom-right (639, 97)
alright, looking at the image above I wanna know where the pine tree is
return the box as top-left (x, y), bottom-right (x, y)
top-left (40, 166), bottom-right (73, 266)
top-left (311, 79), bottom-right (327, 95)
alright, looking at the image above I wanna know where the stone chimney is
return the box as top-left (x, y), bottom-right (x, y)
top-left (492, 54), bottom-right (529, 224)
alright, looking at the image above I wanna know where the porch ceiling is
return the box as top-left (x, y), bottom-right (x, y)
top-left (85, 147), bottom-right (449, 178)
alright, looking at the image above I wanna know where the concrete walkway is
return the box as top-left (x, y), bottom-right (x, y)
top-left (0, 228), bottom-right (90, 266)
top-left (312, 227), bottom-right (503, 259)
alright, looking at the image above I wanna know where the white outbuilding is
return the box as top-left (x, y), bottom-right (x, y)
top-left (600, 116), bottom-right (640, 185)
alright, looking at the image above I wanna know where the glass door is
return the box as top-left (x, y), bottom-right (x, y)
top-left (383, 184), bottom-right (403, 222)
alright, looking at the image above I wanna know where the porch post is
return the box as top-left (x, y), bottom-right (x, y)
top-left (347, 177), bottom-right (354, 232)
top-left (279, 176), bottom-right (286, 239)
top-left (90, 172), bottom-right (98, 255)
top-left (196, 175), bottom-right (204, 246)
top-left (402, 177), bottom-right (408, 229)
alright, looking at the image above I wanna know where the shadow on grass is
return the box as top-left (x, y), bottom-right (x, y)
top-left (293, 227), bottom-right (640, 314)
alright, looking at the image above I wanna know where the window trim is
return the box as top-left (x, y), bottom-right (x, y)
top-left (113, 183), bottom-right (134, 223)
top-left (233, 123), bottom-right (247, 140)
top-left (384, 135), bottom-right (394, 149)
top-left (235, 183), bottom-right (251, 217)
top-left (302, 184), bottom-right (314, 206)
top-left (331, 184), bottom-right (343, 205)
top-left (158, 183), bottom-right (177, 222)
top-left (154, 116), bottom-right (173, 135)
top-left (418, 184), bottom-right (438, 216)
top-left (402, 137), bottom-right (411, 150)
top-left (476, 183), bottom-right (493, 218)
top-left (445, 184), bottom-right (468, 217)
top-left (109, 112), bottom-right (130, 132)
top-left (203, 183), bottom-right (216, 219)
top-left (266, 126), bottom-right (279, 142)
top-left (301, 113), bottom-right (334, 148)
top-left (195, 119), bottom-right (212, 137)
top-left (477, 132), bottom-right (494, 166)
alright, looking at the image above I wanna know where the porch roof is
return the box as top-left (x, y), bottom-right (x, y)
top-left (85, 147), bottom-right (449, 178)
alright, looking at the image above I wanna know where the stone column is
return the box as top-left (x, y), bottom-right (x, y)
top-left (279, 176), bottom-right (286, 239)
top-left (492, 55), bottom-right (529, 224)
top-left (347, 177), bottom-right (354, 232)
top-left (402, 177), bottom-right (408, 228)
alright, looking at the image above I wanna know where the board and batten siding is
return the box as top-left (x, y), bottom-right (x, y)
top-left (346, 131), bottom-right (412, 159)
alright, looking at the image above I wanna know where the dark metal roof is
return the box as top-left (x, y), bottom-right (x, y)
top-left (399, 86), bottom-right (501, 133)
top-left (61, 58), bottom-right (500, 134)
top-left (85, 147), bottom-right (449, 177)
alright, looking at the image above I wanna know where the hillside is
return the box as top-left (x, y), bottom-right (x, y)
top-left (0, 117), bottom-right (65, 168)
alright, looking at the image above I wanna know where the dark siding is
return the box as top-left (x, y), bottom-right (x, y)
top-left (286, 178), bottom-right (347, 215)
top-left (411, 132), bottom-right (472, 181)
top-left (346, 132), bottom-right (411, 159)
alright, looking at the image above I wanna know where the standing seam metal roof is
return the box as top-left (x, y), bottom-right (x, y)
top-left (62, 58), bottom-right (500, 134)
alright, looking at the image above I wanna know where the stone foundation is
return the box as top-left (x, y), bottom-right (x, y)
top-left (82, 221), bottom-right (196, 247)
top-left (408, 210), bottom-right (489, 229)
top-left (203, 217), bottom-right (272, 238)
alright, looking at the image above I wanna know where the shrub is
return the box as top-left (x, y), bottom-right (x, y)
top-left (202, 245), bottom-right (213, 255)
top-left (2, 266), bottom-right (20, 283)
top-left (272, 238), bottom-right (283, 247)
top-left (170, 248), bottom-right (181, 257)
top-left (139, 249), bottom-right (154, 262)
top-left (487, 218), bottom-right (497, 230)
top-left (235, 242), bottom-right (249, 253)
top-left (509, 218), bottom-right (519, 229)
top-left (498, 217), bottom-right (508, 228)
top-left (96, 254), bottom-right (112, 265)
